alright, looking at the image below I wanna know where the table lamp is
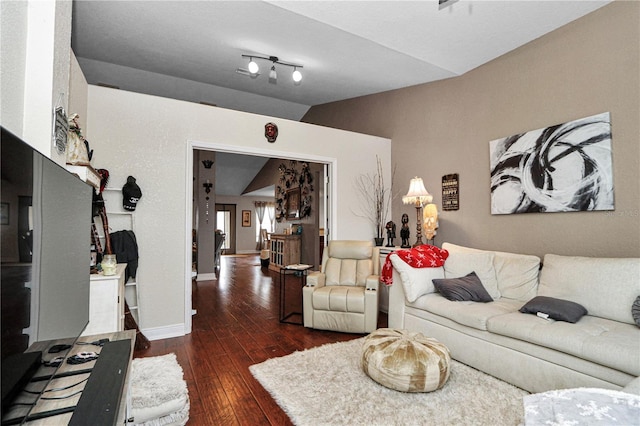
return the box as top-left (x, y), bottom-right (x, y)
top-left (402, 177), bottom-right (432, 246)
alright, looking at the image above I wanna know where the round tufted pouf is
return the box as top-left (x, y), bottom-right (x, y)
top-left (361, 328), bottom-right (451, 393)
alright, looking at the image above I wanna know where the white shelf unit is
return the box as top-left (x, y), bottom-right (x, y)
top-left (98, 187), bottom-right (141, 325)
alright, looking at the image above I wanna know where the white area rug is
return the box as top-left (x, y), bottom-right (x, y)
top-left (130, 353), bottom-right (189, 426)
top-left (250, 338), bottom-right (529, 425)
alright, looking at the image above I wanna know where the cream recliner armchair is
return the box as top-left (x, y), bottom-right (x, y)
top-left (303, 240), bottom-right (380, 333)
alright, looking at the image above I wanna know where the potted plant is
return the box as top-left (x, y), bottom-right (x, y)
top-left (354, 156), bottom-right (395, 246)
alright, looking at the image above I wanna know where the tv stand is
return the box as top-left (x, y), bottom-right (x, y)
top-left (1, 330), bottom-right (135, 425)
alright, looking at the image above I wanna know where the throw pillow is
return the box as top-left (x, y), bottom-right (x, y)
top-left (519, 296), bottom-right (588, 323)
top-left (390, 254), bottom-right (442, 303)
top-left (443, 251), bottom-right (500, 299)
top-left (432, 272), bottom-right (494, 303)
top-left (632, 296), bottom-right (640, 328)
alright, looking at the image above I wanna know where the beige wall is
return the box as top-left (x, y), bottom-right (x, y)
top-left (303, 2), bottom-right (639, 259)
top-left (86, 86), bottom-right (390, 338)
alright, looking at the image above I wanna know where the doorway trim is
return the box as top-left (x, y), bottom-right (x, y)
top-left (184, 139), bottom-right (338, 334)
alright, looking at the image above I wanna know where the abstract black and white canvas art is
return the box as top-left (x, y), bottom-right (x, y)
top-left (490, 112), bottom-right (614, 215)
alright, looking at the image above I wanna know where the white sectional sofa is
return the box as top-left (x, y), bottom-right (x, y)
top-left (387, 242), bottom-right (640, 393)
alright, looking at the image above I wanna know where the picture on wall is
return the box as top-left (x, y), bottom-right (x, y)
top-left (489, 112), bottom-right (614, 215)
top-left (242, 210), bottom-right (251, 227)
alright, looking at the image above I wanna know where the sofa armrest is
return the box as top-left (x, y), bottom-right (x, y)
top-left (388, 255), bottom-right (445, 328)
top-left (388, 268), bottom-right (406, 329)
top-left (306, 271), bottom-right (325, 288)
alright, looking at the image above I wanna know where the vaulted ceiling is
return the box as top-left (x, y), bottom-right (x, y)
top-left (72, 1), bottom-right (610, 196)
top-left (72, 0), bottom-right (610, 122)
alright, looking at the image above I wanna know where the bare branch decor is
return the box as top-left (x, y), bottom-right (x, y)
top-left (354, 156), bottom-right (395, 244)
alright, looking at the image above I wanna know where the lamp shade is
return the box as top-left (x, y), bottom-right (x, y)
top-left (402, 177), bottom-right (433, 205)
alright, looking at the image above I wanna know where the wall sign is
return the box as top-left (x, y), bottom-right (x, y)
top-left (442, 173), bottom-right (459, 211)
top-left (53, 106), bottom-right (68, 154)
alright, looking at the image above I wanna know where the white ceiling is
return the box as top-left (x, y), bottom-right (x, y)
top-left (71, 0), bottom-right (610, 122)
top-left (214, 152), bottom-right (272, 196)
top-left (71, 1), bottom-right (610, 196)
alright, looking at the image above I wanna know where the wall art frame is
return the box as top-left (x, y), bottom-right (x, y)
top-left (242, 210), bottom-right (252, 227)
top-left (489, 112), bottom-right (614, 215)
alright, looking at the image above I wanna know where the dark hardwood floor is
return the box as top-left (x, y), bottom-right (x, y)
top-left (134, 254), bottom-right (388, 425)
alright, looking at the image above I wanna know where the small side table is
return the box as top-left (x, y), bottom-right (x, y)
top-left (279, 264), bottom-right (313, 325)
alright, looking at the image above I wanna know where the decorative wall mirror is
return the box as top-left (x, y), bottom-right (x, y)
top-left (286, 188), bottom-right (300, 220)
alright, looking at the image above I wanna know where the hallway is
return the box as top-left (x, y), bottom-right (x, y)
top-left (134, 254), bottom-right (387, 424)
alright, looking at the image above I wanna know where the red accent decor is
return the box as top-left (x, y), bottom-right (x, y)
top-left (380, 244), bottom-right (449, 286)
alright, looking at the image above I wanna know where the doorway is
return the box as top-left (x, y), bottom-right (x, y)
top-left (215, 204), bottom-right (235, 254)
top-left (185, 141), bottom-right (337, 334)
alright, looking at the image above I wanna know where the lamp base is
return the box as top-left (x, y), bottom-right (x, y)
top-left (413, 205), bottom-right (424, 247)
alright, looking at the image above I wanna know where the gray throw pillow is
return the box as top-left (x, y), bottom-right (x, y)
top-left (432, 272), bottom-right (494, 303)
top-left (632, 296), bottom-right (640, 328)
top-left (519, 296), bottom-right (587, 323)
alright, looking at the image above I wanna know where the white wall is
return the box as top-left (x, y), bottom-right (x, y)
top-left (0, 0), bottom-right (72, 163)
top-left (1, 1), bottom-right (28, 136)
top-left (86, 86), bottom-right (390, 338)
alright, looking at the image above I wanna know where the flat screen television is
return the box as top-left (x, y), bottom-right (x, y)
top-left (1, 127), bottom-right (92, 422)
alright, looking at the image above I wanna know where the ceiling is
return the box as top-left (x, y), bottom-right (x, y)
top-left (214, 152), bottom-right (272, 197)
top-left (71, 0), bottom-right (610, 122)
top-left (71, 1), bottom-right (610, 196)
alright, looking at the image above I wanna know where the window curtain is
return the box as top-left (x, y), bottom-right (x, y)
top-left (267, 204), bottom-right (275, 232)
top-left (255, 201), bottom-right (267, 250)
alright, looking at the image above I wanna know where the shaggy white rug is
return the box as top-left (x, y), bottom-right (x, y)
top-left (130, 353), bottom-right (189, 426)
top-left (250, 338), bottom-right (529, 425)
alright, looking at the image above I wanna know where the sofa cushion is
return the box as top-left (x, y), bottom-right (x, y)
top-left (432, 272), bottom-right (493, 303)
top-left (519, 296), bottom-right (588, 323)
top-left (442, 243), bottom-right (540, 301)
top-left (538, 254), bottom-right (640, 325)
top-left (487, 312), bottom-right (640, 376)
top-left (443, 251), bottom-right (500, 299)
top-left (410, 293), bottom-right (521, 331)
top-left (389, 254), bottom-right (444, 303)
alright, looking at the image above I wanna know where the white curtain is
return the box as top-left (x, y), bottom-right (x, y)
top-left (255, 201), bottom-right (267, 250)
top-left (267, 204), bottom-right (275, 233)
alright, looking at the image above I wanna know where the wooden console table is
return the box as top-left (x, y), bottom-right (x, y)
top-left (1, 330), bottom-right (135, 425)
top-left (269, 234), bottom-right (301, 272)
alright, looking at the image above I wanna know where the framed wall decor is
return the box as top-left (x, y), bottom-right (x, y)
top-left (286, 188), bottom-right (300, 220)
top-left (242, 210), bottom-right (251, 227)
top-left (489, 112), bottom-right (613, 215)
top-left (442, 174), bottom-right (459, 211)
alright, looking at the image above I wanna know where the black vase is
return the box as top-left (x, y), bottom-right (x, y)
top-left (374, 237), bottom-right (384, 247)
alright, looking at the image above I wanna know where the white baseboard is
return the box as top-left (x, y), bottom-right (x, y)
top-left (141, 323), bottom-right (186, 341)
top-left (196, 272), bottom-right (217, 281)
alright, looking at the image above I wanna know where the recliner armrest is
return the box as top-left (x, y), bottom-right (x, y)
top-left (306, 271), bottom-right (325, 288)
top-left (365, 274), bottom-right (379, 291)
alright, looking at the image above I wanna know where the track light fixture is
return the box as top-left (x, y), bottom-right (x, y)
top-left (241, 54), bottom-right (303, 84)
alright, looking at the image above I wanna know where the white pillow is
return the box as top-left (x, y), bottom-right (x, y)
top-left (390, 254), bottom-right (444, 303)
top-left (443, 251), bottom-right (500, 299)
